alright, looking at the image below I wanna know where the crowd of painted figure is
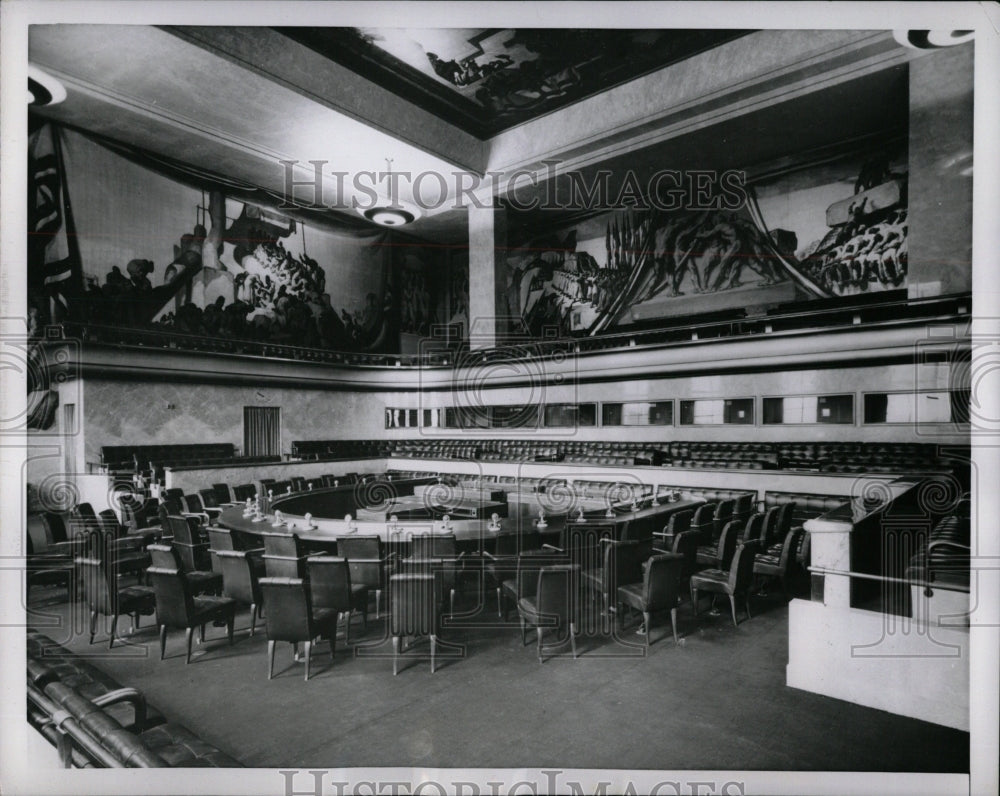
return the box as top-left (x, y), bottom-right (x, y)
top-left (797, 207), bottom-right (908, 296)
top-left (70, 229), bottom-right (387, 352)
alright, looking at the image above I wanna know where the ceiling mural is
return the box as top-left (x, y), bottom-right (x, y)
top-left (276, 27), bottom-right (751, 137)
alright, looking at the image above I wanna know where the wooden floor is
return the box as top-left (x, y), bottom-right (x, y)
top-left (26, 583), bottom-right (969, 772)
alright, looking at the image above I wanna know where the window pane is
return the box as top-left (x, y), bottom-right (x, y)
top-left (602, 403), bottom-right (623, 426)
top-left (680, 399), bottom-right (751, 425)
top-left (817, 394), bottom-right (853, 424)
top-left (864, 393), bottom-right (888, 423)
top-left (724, 399), bottom-right (753, 424)
top-left (762, 397), bottom-right (783, 424)
top-left (603, 401), bottom-right (673, 426)
top-left (543, 403), bottom-right (596, 427)
top-left (492, 405), bottom-right (539, 429)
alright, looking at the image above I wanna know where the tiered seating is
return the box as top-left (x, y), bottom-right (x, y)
top-left (101, 444), bottom-right (235, 473)
top-left (386, 438), bottom-right (963, 474)
top-left (290, 440), bottom-right (392, 460)
top-left (27, 629), bottom-right (241, 767)
top-left (905, 508), bottom-right (971, 594)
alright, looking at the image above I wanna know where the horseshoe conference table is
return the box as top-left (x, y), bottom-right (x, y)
top-left (217, 488), bottom-right (704, 552)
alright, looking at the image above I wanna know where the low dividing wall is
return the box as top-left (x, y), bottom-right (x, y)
top-left (787, 599), bottom-right (969, 731)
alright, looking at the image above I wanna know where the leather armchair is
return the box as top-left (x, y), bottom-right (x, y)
top-left (690, 540), bottom-right (761, 628)
top-left (337, 535), bottom-right (394, 618)
top-left (147, 565), bottom-right (237, 664)
top-left (517, 564), bottom-right (582, 663)
top-left (754, 528), bottom-right (805, 599)
top-left (483, 529), bottom-right (542, 618)
top-left (389, 572), bottom-right (442, 675)
top-left (215, 549), bottom-right (264, 636)
top-left (147, 543), bottom-right (221, 596)
top-left (306, 556), bottom-right (368, 643)
top-left (259, 576), bottom-right (339, 680)
top-left (76, 556), bottom-right (156, 648)
top-left (696, 519), bottom-right (739, 569)
top-left (617, 552), bottom-right (684, 646)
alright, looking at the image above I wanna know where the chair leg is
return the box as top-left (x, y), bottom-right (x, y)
top-left (519, 616), bottom-right (527, 646)
top-left (227, 613), bottom-right (235, 645)
top-left (329, 636), bottom-right (336, 662)
top-left (159, 624), bottom-right (167, 659)
top-left (303, 640), bottom-right (312, 681)
top-left (249, 604), bottom-right (257, 637)
top-left (392, 635), bottom-right (399, 676)
top-left (343, 612), bottom-right (351, 645)
top-left (361, 602), bottom-right (368, 632)
top-left (536, 626), bottom-right (544, 663)
top-left (449, 588), bottom-right (455, 616)
top-left (670, 607), bottom-right (678, 644)
top-left (570, 622), bottom-right (578, 659)
top-left (185, 627), bottom-right (194, 664)
top-left (199, 624), bottom-right (206, 644)
top-left (729, 594), bottom-right (739, 628)
top-left (643, 611), bottom-right (651, 649)
top-left (109, 615), bottom-right (118, 649)
top-left (430, 634), bottom-right (437, 674)
top-left (375, 589), bottom-right (381, 618)
top-left (496, 587), bottom-right (503, 619)
top-left (88, 610), bottom-right (97, 645)
top-left (267, 639), bottom-right (275, 680)
top-left (691, 587), bottom-right (699, 616)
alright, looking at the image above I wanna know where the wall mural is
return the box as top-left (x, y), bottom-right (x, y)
top-left (278, 27), bottom-right (749, 137)
top-left (394, 245), bottom-right (468, 349)
top-left (502, 160), bottom-right (910, 339)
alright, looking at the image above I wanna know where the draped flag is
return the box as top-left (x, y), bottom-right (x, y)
top-left (29, 123), bottom-right (82, 321)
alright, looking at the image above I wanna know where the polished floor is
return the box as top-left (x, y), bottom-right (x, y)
top-left (27, 582), bottom-right (968, 772)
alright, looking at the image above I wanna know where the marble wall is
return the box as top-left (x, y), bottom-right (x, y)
top-left (907, 43), bottom-right (975, 298)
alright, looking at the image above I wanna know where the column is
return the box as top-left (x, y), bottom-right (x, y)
top-left (467, 204), bottom-right (506, 350)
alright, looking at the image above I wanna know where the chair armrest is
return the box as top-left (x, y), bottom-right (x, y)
top-left (652, 547), bottom-right (671, 555)
top-left (108, 536), bottom-right (147, 553)
top-left (244, 546), bottom-right (265, 556)
top-left (927, 540), bottom-right (971, 554)
top-left (90, 687), bottom-right (148, 732)
top-left (482, 551), bottom-right (497, 561)
top-left (182, 512), bottom-right (209, 524)
top-left (652, 531), bottom-right (672, 538)
top-left (541, 543), bottom-right (564, 552)
top-left (176, 540), bottom-right (210, 551)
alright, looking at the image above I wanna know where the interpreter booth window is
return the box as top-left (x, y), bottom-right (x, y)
top-left (763, 394), bottom-right (854, 424)
top-left (863, 390), bottom-right (970, 424)
top-left (443, 406), bottom-right (489, 429)
top-left (602, 401), bottom-right (674, 426)
top-left (385, 409), bottom-right (419, 429)
top-left (679, 398), bottom-right (754, 425)
top-left (543, 403), bottom-right (597, 428)
top-left (490, 404), bottom-right (541, 429)
top-left (422, 408), bottom-right (444, 428)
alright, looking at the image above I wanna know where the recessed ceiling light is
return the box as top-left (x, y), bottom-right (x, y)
top-left (27, 65), bottom-right (67, 106)
top-left (364, 207), bottom-right (416, 227)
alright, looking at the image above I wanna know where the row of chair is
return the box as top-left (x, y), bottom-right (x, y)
top-left (27, 628), bottom-right (241, 768)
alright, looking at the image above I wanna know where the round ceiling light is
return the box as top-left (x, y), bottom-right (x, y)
top-left (364, 206), bottom-right (416, 227)
top-left (27, 65), bottom-right (67, 106)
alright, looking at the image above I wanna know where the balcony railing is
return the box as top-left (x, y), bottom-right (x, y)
top-left (49, 292), bottom-right (969, 369)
